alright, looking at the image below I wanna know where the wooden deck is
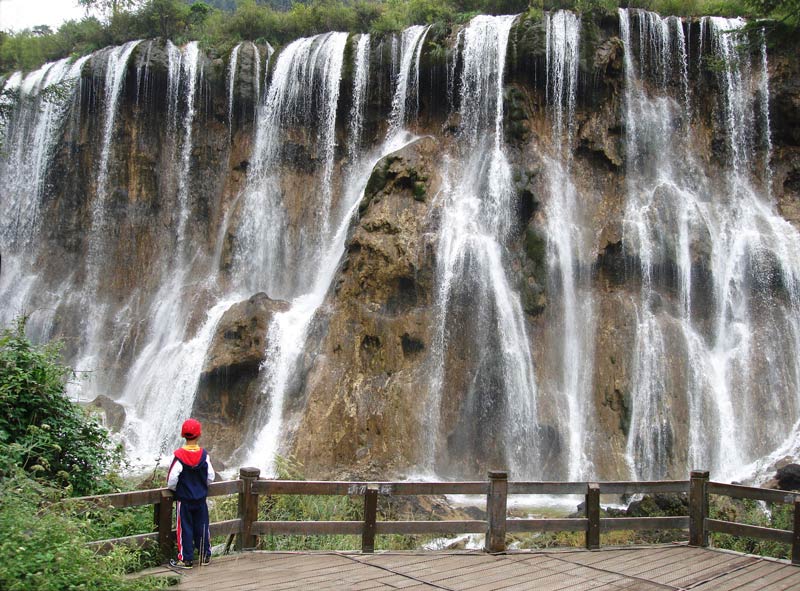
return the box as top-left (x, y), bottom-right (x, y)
top-left (150, 545), bottom-right (800, 590)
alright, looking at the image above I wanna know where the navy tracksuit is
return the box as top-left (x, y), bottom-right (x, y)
top-left (170, 449), bottom-right (211, 562)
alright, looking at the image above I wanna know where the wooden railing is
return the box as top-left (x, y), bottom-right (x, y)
top-left (73, 468), bottom-right (800, 563)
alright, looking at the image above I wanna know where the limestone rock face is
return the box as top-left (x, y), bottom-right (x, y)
top-left (289, 137), bottom-right (442, 478)
top-left (193, 293), bottom-right (290, 457)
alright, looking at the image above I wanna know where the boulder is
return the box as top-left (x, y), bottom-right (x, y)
top-left (192, 292), bottom-right (290, 458)
top-left (776, 464), bottom-right (800, 491)
top-left (88, 395), bottom-right (126, 432)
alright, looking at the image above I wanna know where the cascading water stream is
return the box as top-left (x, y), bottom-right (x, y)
top-left (74, 41), bottom-right (142, 392)
top-left (0, 56), bottom-right (90, 338)
top-left (228, 42), bottom-right (242, 138)
top-left (176, 41), bottom-right (201, 249)
top-left (619, 9), bottom-right (800, 480)
top-left (386, 25), bottom-right (429, 142)
top-left (230, 32), bottom-right (348, 299)
top-left (94, 41), bottom-right (142, 225)
top-left (347, 34), bottom-right (371, 161)
top-left (242, 27), bottom-right (428, 473)
top-left (428, 14), bottom-right (539, 479)
top-left (543, 10), bottom-right (595, 481)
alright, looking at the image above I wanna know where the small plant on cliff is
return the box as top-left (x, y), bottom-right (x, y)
top-left (0, 318), bottom-right (121, 495)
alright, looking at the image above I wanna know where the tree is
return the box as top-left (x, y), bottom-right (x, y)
top-left (746, 0), bottom-right (800, 26)
top-left (78, 0), bottom-right (142, 20)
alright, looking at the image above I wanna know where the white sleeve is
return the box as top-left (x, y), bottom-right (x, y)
top-left (206, 457), bottom-right (215, 484)
top-left (167, 457), bottom-right (182, 490)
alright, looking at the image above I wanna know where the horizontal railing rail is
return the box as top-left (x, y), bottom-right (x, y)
top-left (75, 468), bottom-right (800, 563)
top-left (699, 472), bottom-right (800, 562)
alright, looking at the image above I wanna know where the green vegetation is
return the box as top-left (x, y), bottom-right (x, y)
top-left (2, 0), bottom-right (789, 76)
top-left (0, 320), bottom-right (174, 590)
top-left (250, 456), bottom-right (436, 551)
top-left (710, 495), bottom-right (792, 560)
top-left (0, 318), bottom-right (121, 495)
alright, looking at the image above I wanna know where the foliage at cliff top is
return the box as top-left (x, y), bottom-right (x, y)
top-left (0, 318), bottom-right (121, 496)
top-left (3, 0), bottom-right (790, 75)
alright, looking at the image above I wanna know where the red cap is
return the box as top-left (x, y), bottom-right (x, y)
top-left (181, 418), bottom-right (202, 439)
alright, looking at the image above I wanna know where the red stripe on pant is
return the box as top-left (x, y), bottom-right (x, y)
top-left (176, 500), bottom-right (183, 561)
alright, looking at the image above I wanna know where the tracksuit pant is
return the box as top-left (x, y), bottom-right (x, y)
top-left (176, 498), bottom-right (211, 562)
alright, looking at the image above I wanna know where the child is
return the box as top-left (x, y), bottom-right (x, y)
top-left (167, 418), bottom-right (215, 569)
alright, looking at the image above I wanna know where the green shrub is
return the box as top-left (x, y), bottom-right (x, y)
top-left (709, 496), bottom-right (792, 559)
top-left (0, 318), bottom-right (121, 495)
top-left (0, 473), bottom-right (174, 591)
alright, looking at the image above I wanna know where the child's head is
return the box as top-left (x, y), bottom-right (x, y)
top-left (181, 418), bottom-right (202, 442)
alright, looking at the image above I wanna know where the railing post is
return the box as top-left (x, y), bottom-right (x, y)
top-left (585, 483), bottom-right (600, 550)
top-left (158, 490), bottom-right (173, 563)
top-left (689, 470), bottom-right (709, 547)
top-left (236, 467), bottom-right (261, 551)
top-left (485, 470), bottom-right (508, 553)
top-left (362, 484), bottom-right (379, 553)
top-left (793, 497), bottom-right (800, 565)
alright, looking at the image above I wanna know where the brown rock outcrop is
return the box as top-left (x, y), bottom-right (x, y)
top-left (193, 293), bottom-right (290, 457)
top-left (289, 137), bottom-right (441, 478)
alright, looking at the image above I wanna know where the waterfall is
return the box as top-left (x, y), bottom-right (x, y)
top-left (230, 32), bottom-right (349, 299)
top-left (242, 30), bottom-right (418, 474)
top-left (543, 10), bottom-right (596, 480)
top-left (0, 56), bottom-right (89, 337)
top-left (228, 41), bottom-right (269, 138)
top-left (1, 57), bottom-right (88, 250)
top-left (94, 41), bottom-right (142, 215)
top-left (619, 9), bottom-right (800, 480)
top-left (347, 34), bottom-right (371, 161)
top-left (228, 42), bottom-right (242, 138)
top-left (386, 25), bottom-right (429, 141)
top-left (176, 41), bottom-right (201, 249)
top-left (428, 14), bottom-right (539, 478)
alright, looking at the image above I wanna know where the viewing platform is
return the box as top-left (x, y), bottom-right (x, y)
top-left (83, 468), bottom-right (800, 589)
top-left (149, 545), bottom-right (799, 590)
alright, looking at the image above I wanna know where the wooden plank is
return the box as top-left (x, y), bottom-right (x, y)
top-left (389, 481), bottom-right (488, 495)
top-left (586, 483), bottom-right (600, 550)
top-left (690, 470), bottom-right (709, 547)
top-left (599, 481), bottom-right (689, 495)
top-left (705, 518), bottom-right (793, 544)
top-left (375, 520), bottom-right (487, 535)
top-left (70, 488), bottom-right (165, 509)
top-left (208, 480), bottom-right (242, 497)
top-left (599, 516), bottom-right (689, 531)
top-left (506, 518), bottom-right (588, 533)
top-left (708, 482), bottom-right (799, 505)
top-left (794, 498), bottom-right (800, 564)
top-left (251, 480), bottom-right (488, 496)
top-left (487, 471), bottom-right (508, 552)
top-left (362, 485), bottom-right (378, 553)
top-left (662, 553), bottom-right (757, 587)
top-left (253, 481), bottom-right (359, 495)
top-left (697, 560), bottom-right (790, 591)
top-left (238, 467), bottom-right (260, 550)
top-left (252, 520), bottom-right (363, 535)
top-left (69, 479), bottom-right (240, 510)
top-left (702, 563), bottom-right (800, 591)
top-left (508, 482), bottom-right (588, 495)
top-left (157, 490), bottom-right (173, 562)
top-left (209, 519), bottom-right (242, 537)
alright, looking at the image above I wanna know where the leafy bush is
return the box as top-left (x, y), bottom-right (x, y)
top-left (0, 473), bottom-right (174, 591)
top-left (0, 318), bottom-right (121, 495)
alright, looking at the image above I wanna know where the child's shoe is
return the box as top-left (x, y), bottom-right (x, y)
top-left (169, 558), bottom-right (193, 569)
top-left (200, 554), bottom-right (211, 565)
